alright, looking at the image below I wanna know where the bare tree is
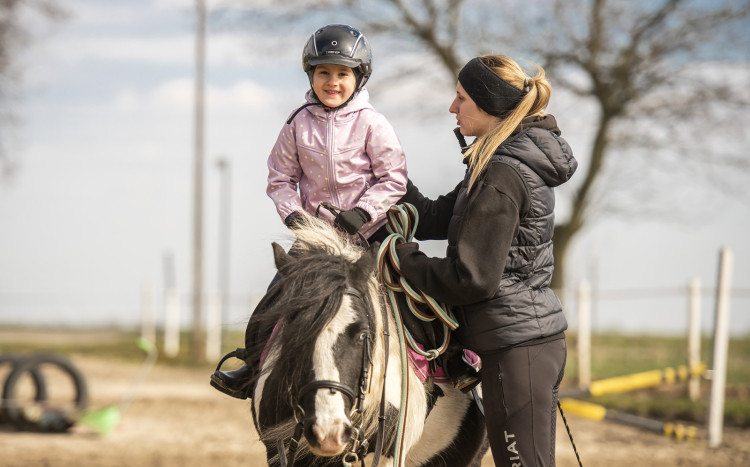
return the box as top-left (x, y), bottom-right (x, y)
top-left (0, 0), bottom-right (67, 180)
top-left (526, 0), bottom-right (750, 289)
top-left (225, 0), bottom-right (750, 289)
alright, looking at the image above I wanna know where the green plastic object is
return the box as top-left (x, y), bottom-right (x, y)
top-left (78, 406), bottom-right (121, 435)
top-left (136, 337), bottom-right (155, 354)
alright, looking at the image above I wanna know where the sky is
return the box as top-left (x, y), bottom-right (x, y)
top-left (1, 0), bottom-right (749, 338)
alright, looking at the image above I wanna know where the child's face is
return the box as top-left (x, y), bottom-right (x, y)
top-left (312, 64), bottom-right (357, 108)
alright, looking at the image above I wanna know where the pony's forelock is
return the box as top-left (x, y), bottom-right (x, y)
top-left (290, 212), bottom-right (365, 263)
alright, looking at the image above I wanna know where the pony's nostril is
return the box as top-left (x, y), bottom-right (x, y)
top-left (342, 423), bottom-right (353, 441)
top-left (312, 423), bottom-right (326, 443)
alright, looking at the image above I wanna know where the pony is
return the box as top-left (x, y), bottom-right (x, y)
top-left (247, 214), bottom-right (487, 466)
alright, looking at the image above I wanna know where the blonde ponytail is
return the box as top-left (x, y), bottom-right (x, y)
top-left (463, 56), bottom-right (551, 192)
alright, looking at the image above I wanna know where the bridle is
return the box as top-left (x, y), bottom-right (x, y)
top-left (277, 286), bottom-right (390, 467)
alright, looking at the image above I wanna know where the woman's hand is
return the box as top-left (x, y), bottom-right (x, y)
top-left (394, 242), bottom-right (420, 263)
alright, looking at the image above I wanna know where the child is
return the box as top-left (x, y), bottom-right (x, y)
top-left (268, 23), bottom-right (409, 242)
top-left (210, 24), bottom-right (408, 399)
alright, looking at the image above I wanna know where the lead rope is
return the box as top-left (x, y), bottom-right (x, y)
top-left (376, 203), bottom-right (459, 466)
top-left (377, 204), bottom-right (458, 359)
top-left (557, 400), bottom-right (583, 467)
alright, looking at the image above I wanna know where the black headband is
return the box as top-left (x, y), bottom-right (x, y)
top-left (457, 57), bottom-right (523, 118)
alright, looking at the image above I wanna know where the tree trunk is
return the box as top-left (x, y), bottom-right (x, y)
top-left (551, 111), bottom-right (613, 293)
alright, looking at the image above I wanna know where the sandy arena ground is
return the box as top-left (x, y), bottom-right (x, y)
top-left (1, 349), bottom-right (749, 466)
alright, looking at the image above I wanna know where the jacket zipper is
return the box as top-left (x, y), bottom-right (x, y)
top-left (325, 109), bottom-right (341, 208)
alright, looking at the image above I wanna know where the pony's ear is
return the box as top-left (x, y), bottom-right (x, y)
top-left (350, 242), bottom-right (379, 284)
top-left (272, 242), bottom-right (294, 272)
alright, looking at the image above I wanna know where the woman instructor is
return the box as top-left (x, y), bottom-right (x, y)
top-left (396, 55), bottom-right (577, 466)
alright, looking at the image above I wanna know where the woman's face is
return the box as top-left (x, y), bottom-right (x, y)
top-left (312, 63), bottom-right (357, 108)
top-left (449, 82), bottom-right (500, 138)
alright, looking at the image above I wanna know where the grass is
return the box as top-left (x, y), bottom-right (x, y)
top-left (0, 327), bottom-right (246, 368)
top-left (2, 327), bottom-right (748, 427)
top-left (563, 333), bottom-right (750, 427)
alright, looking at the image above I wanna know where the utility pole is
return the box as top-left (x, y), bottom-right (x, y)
top-left (191, 0), bottom-right (206, 361)
top-left (216, 156), bottom-right (231, 327)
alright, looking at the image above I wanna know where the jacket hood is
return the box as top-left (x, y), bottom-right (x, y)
top-left (499, 114), bottom-right (577, 187)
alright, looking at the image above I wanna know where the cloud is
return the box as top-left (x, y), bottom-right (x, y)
top-left (113, 79), bottom-right (271, 112)
top-left (39, 1), bottom-right (261, 68)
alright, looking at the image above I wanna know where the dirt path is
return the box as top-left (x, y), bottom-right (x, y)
top-left (1, 353), bottom-right (748, 466)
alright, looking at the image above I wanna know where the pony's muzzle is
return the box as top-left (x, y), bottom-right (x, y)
top-left (305, 416), bottom-right (353, 456)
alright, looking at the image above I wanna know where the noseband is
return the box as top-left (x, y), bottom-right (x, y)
top-left (279, 286), bottom-right (376, 467)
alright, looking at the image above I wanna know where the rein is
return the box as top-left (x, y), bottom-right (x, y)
top-left (377, 203), bottom-right (458, 359)
top-left (375, 203), bottom-right (459, 466)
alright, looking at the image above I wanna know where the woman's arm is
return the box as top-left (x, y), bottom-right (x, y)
top-left (400, 179), bottom-right (462, 240)
top-left (397, 163), bottom-right (528, 305)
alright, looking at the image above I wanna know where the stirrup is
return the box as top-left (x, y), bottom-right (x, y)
top-left (210, 348), bottom-right (252, 400)
top-left (212, 348), bottom-right (250, 372)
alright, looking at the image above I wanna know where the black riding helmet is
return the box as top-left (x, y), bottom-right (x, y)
top-left (302, 24), bottom-right (373, 93)
top-left (285, 24), bottom-right (373, 123)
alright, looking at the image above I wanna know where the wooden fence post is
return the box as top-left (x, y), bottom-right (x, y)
top-left (205, 292), bottom-right (222, 362)
top-left (164, 288), bottom-right (181, 358)
top-left (688, 278), bottom-right (702, 401)
top-left (578, 280), bottom-right (592, 389)
top-left (140, 284), bottom-right (156, 346)
top-left (708, 247), bottom-right (733, 448)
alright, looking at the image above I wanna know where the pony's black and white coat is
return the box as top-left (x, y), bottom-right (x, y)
top-left (249, 214), bottom-right (487, 466)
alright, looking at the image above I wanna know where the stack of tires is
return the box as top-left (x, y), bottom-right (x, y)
top-left (0, 353), bottom-right (89, 432)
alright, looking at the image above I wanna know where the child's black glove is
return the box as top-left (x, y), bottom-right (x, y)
top-left (333, 207), bottom-right (370, 235)
top-left (284, 211), bottom-right (303, 229)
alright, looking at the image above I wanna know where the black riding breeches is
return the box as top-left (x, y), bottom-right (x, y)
top-left (479, 338), bottom-right (567, 467)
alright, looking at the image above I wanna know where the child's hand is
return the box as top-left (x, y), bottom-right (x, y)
top-left (333, 207), bottom-right (370, 235)
top-left (284, 211), bottom-right (304, 229)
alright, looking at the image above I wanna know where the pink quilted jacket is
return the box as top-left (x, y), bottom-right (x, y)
top-left (267, 89), bottom-right (407, 239)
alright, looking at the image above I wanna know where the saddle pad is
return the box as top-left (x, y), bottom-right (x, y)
top-left (409, 342), bottom-right (449, 384)
top-left (409, 344), bottom-right (481, 385)
top-left (259, 319), bottom-right (284, 369)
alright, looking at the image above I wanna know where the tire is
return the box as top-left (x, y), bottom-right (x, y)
top-left (0, 354), bottom-right (47, 425)
top-left (2, 352), bottom-right (89, 432)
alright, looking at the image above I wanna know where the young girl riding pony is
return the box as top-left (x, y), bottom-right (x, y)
top-left (211, 24), bottom-right (408, 398)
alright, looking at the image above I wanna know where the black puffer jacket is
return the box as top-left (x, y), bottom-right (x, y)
top-left (397, 115), bottom-right (577, 353)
